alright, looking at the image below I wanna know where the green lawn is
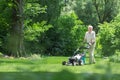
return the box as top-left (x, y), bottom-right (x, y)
top-left (0, 56), bottom-right (120, 80)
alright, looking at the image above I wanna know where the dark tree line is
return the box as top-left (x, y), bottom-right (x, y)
top-left (0, 0), bottom-right (120, 57)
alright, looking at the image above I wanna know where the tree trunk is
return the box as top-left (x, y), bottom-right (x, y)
top-left (8, 0), bottom-right (25, 57)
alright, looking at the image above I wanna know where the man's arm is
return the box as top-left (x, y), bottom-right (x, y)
top-left (84, 32), bottom-right (87, 43)
top-left (91, 31), bottom-right (96, 44)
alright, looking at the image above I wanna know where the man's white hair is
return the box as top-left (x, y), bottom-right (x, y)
top-left (88, 25), bottom-right (93, 29)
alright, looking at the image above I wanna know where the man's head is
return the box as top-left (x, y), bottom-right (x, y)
top-left (88, 25), bottom-right (93, 32)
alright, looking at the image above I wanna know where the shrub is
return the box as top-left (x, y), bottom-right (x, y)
top-left (109, 50), bottom-right (120, 63)
top-left (24, 21), bottom-right (52, 55)
top-left (97, 14), bottom-right (120, 56)
top-left (46, 12), bottom-right (86, 56)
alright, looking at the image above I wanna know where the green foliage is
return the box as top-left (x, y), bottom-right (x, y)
top-left (24, 2), bottom-right (47, 18)
top-left (45, 12), bottom-right (86, 56)
top-left (0, 0), bottom-right (120, 57)
top-left (24, 21), bottom-right (52, 41)
top-left (74, 0), bottom-right (98, 26)
top-left (74, 0), bottom-right (120, 30)
top-left (109, 55), bottom-right (120, 63)
top-left (98, 22), bottom-right (115, 56)
top-left (97, 13), bottom-right (120, 56)
top-left (0, 0), bottom-right (50, 56)
top-left (24, 21), bottom-right (52, 54)
top-left (109, 50), bottom-right (120, 63)
top-left (113, 14), bottom-right (120, 49)
top-left (0, 0), bottom-right (12, 54)
top-left (37, 0), bottom-right (63, 24)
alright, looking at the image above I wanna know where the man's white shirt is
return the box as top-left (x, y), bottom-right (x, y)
top-left (85, 31), bottom-right (95, 43)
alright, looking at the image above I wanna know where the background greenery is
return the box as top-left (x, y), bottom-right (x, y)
top-left (0, 0), bottom-right (120, 57)
top-left (0, 0), bottom-right (120, 80)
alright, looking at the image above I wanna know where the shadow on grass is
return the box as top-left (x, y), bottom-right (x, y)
top-left (0, 70), bottom-right (120, 80)
top-left (0, 58), bottom-right (43, 65)
top-left (0, 59), bottom-right (34, 65)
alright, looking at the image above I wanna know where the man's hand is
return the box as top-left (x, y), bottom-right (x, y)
top-left (88, 42), bottom-right (92, 46)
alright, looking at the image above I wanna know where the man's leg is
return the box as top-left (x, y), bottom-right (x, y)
top-left (89, 44), bottom-right (95, 64)
top-left (91, 44), bottom-right (95, 63)
top-left (88, 47), bottom-right (92, 64)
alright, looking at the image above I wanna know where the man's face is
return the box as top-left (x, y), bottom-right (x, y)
top-left (88, 26), bottom-right (92, 32)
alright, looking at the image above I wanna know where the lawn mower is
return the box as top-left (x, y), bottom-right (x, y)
top-left (62, 43), bottom-right (90, 66)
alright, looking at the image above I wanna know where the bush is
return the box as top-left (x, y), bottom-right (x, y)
top-left (45, 12), bottom-right (86, 56)
top-left (24, 21), bottom-right (52, 55)
top-left (109, 50), bottom-right (120, 63)
top-left (97, 14), bottom-right (120, 56)
top-left (97, 22), bottom-right (115, 56)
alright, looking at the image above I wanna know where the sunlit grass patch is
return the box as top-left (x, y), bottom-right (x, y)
top-left (0, 56), bottom-right (120, 80)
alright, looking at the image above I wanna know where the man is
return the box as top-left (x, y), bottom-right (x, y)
top-left (84, 25), bottom-right (96, 64)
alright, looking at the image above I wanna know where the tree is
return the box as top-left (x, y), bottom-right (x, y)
top-left (37, 0), bottom-right (63, 24)
top-left (74, 0), bottom-right (120, 31)
top-left (7, 0), bottom-right (25, 57)
top-left (0, 0), bottom-right (48, 56)
top-left (92, 0), bottom-right (120, 23)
